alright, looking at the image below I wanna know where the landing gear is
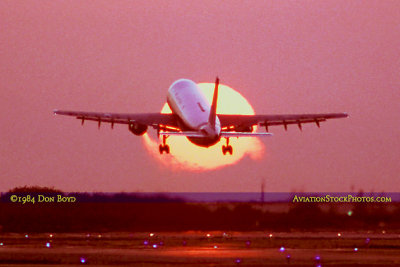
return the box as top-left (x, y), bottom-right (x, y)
top-left (159, 135), bottom-right (170, 154)
top-left (222, 138), bottom-right (233, 155)
top-left (159, 144), bottom-right (170, 154)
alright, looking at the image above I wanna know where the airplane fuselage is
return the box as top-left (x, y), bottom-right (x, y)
top-left (166, 79), bottom-right (221, 147)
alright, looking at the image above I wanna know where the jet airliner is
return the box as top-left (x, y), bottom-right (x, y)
top-left (54, 78), bottom-right (348, 155)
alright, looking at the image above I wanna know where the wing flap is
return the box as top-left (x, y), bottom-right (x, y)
top-left (218, 113), bottom-right (348, 129)
top-left (53, 110), bottom-right (178, 128)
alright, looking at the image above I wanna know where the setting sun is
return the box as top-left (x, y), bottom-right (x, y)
top-left (143, 82), bottom-right (264, 171)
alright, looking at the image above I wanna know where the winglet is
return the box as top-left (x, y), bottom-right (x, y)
top-left (209, 77), bottom-right (219, 128)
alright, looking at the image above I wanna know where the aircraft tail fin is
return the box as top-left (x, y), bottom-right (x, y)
top-left (209, 77), bottom-right (219, 128)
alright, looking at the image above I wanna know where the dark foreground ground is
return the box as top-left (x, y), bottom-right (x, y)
top-left (0, 231), bottom-right (399, 266)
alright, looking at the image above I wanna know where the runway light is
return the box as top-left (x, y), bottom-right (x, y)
top-left (98, 234), bottom-right (102, 238)
top-left (49, 234), bottom-right (53, 238)
top-left (159, 241), bottom-right (164, 246)
top-left (269, 234), bottom-right (273, 238)
top-left (46, 242), bottom-right (51, 248)
top-left (152, 244), bottom-right (158, 249)
top-left (354, 247), bottom-right (358, 251)
top-left (213, 245), bottom-right (218, 249)
top-left (382, 230), bottom-right (386, 234)
top-left (279, 246), bottom-right (285, 252)
top-left (206, 233), bottom-right (211, 238)
top-left (245, 240), bottom-right (251, 247)
top-left (143, 240), bottom-right (149, 245)
top-left (86, 234), bottom-right (90, 238)
top-left (365, 238), bottom-right (370, 244)
top-left (286, 254), bottom-right (291, 263)
top-left (347, 210), bottom-right (353, 216)
top-left (80, 257), bottom-right (86, 264)
top-left (0, 243), bottom-right (3, 246)
top-left (315, 255), bottom-right (321, 261)
top-left (337, 233), bottom-right (341, 237)
top-left (235, 258), bottom-right (242, 263)
top-left (149, 233), bottom-right (155, 237)
top-left (25, 234), bottom-right (29, 238)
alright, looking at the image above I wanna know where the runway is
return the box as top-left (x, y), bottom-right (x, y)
top-left (0, 232), bottom-right (399, 266)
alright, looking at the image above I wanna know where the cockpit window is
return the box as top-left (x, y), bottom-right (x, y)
top-left (197, 102), bottom-right (206, 112)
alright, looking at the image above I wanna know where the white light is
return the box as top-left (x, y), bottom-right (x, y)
top-left (269, 234), bottom-right (273, 238)
top-left (149, 233), bottom-right (155, 237)
top-left (337, 233), bottom-right (341, 237)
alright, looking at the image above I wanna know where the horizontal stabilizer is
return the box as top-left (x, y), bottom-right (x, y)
top-left (159, 131), bottom-right (273, 138)
top-left (220, 132), bottom-right (273, 137)
top-left (159, 131), bottom-right (206, 138)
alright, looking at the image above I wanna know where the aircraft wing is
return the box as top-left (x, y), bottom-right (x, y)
top-left (218, 113), bottom-right (348, 131)
top-left (53, 110), bottom-right (178, 128)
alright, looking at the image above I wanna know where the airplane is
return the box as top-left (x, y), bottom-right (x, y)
top-left (54, 77), bottom-right (348, 155)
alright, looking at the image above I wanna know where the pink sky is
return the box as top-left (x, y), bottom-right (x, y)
top-left (1, 0), bottom-right (399, 192)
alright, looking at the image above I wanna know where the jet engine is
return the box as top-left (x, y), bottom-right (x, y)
top-left (129, 123), bottom-right (147, 136)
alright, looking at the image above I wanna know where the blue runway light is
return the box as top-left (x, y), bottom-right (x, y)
top-left (315, 255), bottom-right (321, 261)
top-left (143, 240), bottom-right (149, 245)
top-left (235, 258), bottom-right (242, 263)
top-left (152, 244), bottom-right (158, 248)
top-left (279, 246), bottom-right (285, 252)
top-left (354, 247), bottom-right (358, 251)
top-left (46, 242), bottom-right (51, 248)
top-left (80, 257), bottom-right (86, 263)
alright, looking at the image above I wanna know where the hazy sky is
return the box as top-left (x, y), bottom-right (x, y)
top-left (1, 0), bottom-right (399, 192)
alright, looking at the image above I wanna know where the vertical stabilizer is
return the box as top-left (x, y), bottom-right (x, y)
top-left (209, 77), bottom-right (219, 128)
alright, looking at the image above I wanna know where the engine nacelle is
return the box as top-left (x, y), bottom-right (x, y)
top-left (129, 123), bottom-right (147, 136)
top-left (235, 125), bottom-right (253, 132)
